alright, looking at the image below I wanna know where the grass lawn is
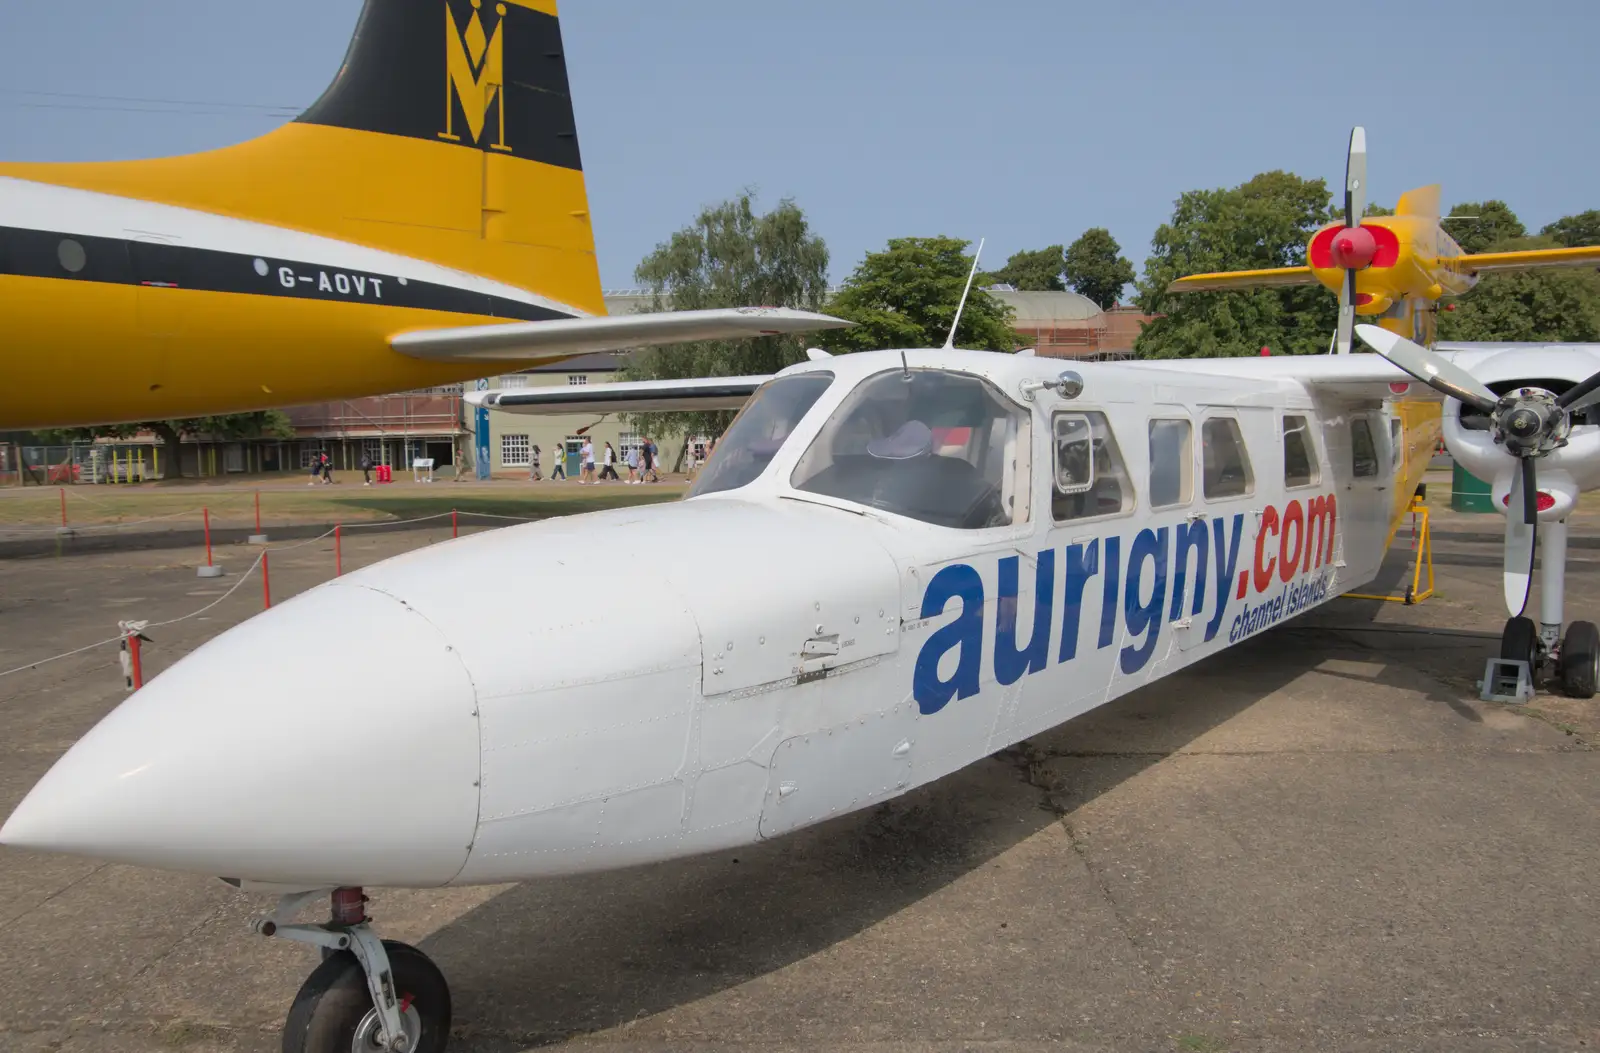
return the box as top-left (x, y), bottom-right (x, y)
top-left (0, 478), bottom-right (687, 530)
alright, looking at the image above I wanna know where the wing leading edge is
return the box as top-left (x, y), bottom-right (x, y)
top-left (469, 375), bottom-right (771, 415)
top-left (393, 307), bottom-right (851, 363)
top-left (1165, 267), bottom-right (1319, 293)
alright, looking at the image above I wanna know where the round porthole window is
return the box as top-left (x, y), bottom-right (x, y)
top-left (57, 239), bottom-right (87, 274)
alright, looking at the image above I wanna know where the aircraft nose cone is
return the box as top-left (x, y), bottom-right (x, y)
top-left (0, 583), bottom-right (481, 888)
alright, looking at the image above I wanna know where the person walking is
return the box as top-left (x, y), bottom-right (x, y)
top-left (550, 447), bottom-right (566, 481)
top-left (626, 444), bottom-right (639, 484)
top-left (579, 437), bottom-right (595, 484)
top-left (359, 451), bottom-right (373, 486)
top-left (529, 444), bottom-right (542, 481)
top-left (600, 442), bottom-right (619, 481)
top-left (308, 452), bottom-right (322, 486)
top-left (640, 436), bottom-right (657, 483)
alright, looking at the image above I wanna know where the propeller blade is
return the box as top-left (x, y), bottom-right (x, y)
top-left (1504, 464), bottom-right (1536, 617)
top-left (1555, 366), bottom-right (1600, 410)
top-left (1335, 270), bottom-right (1355, 355)
top-left (1345, 127), bottom-right (1367, 228)
top-left (1354, 324), bottom-right (1499, 412)
top-left (1522, 454), bottom-right (1539, 526)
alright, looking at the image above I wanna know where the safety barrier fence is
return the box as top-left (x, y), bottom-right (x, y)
top-left (0, 505), bottom-right (546, 690)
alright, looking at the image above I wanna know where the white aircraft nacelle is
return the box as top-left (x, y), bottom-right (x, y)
top-left (1437, 344), bottom-right (1600, 521)
top-left (3, 347), bottom-right (1435, 891)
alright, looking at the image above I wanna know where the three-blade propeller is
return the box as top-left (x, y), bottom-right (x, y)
top-left (1355, 323), bottom-right (1600, 616)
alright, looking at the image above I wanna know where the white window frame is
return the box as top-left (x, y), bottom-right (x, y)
top-left (1050, 409), bottom-right (1134, 525)
top-left (501, 433), bottom-right (531, 467)
top-left (568, 374), bottom-right (588, 386)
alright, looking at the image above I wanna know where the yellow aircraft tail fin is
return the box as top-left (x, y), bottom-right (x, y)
top-left (1394, 184), bottom-right (1441, 221)
top-left (0, 0), bottom-right (604, 315)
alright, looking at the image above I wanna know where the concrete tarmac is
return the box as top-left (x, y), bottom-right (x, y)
top-left (0, 507), bottom-right (1594, 1052)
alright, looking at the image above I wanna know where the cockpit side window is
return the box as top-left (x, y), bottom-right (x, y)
top-left (688, 372), bottom-right (833, 497)
top-left (790, 369), bottom-right (1027, 530)
top-left (1052, 411), bottom-right (1133, 522)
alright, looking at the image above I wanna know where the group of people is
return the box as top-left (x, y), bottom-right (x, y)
top-left (526, 436), bottom-right (668, 484)
top-left (308, 451), bottom-right (381, 486)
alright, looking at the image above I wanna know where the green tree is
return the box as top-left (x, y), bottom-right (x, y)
top-left (1444, 200), bottom-right (1526, 254)
top-left (820, 236), bottom-right (1018, 354)
top-left (1133, 171), bottom-right (1337, 358)
top-left (1363, 203), bottom-right (1394, 217)
top-left (982, 245), bottom-right (1065, 291)
top-left (620, 190), bottom-right (830, 437)
top-left (36, 411), bottom-right (295, 478)
top-left (1541, 209), bottom-right (1600, 247)
top-left (1063, 227), bottom-right (1135, 309)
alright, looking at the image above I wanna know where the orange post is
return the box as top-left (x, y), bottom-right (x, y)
top-left (262, 551), bottom-right (272, 610)
top-left (203, 507), bottom-right (213, 566)
top-left (59, 487), bottom-right (66, 526)
top-left (452, 508), bottom-right (459, 538)
top-left (129, 633), bottom-right (144, 690)
top-left (334, 524), bottom-right (342, 577)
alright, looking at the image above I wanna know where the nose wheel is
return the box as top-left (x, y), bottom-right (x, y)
top-left (1496, 616), bottom-right (1598, 700)
top-left (254, 887), bottom-right (452, 1053)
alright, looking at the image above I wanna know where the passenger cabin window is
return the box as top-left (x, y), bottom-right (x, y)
top-left (1283, 415), bottom-right (1318, 488)
top-left (1351, 417), bottom-right (1379, 478)
top-left (1052, 411), bottom-right (1132, 522)
top-left (1202, 416), bottom-right (1254, 499)
top-left (791, 369), bottom-right (1026, 530)
top-left (1147, 418), bottom-right (1192, 508)
top-left (689, 372), bottom-right (833, 497)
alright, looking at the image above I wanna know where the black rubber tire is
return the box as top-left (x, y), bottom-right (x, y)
top-left (1560, 620), bottom-right (1599, 700)
top-left (282, 940), bottom-right (450, 1053)
top-left (1500, 616), bottom-right (1538, 667)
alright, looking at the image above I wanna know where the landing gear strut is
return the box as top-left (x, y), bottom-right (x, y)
top-left (255, 887), bottom-right (451, 1053)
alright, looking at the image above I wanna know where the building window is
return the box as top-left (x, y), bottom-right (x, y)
top-left (568, 374), bottom-right (588, 386)
top-left (497, 375), bottom-right (529, 389)
top-left (363, 438), bottom-right (384, 464)
top-left (299, 447), bottom-right (323, 469)
top-left (1202, 417), bottom-right (1254, 499)
top-left (619, 431), bottom-right (642, 459)
top-left (1283, 415), bottom-right (1318, 488)
top-left (501, 434), bottom-right (530, 467)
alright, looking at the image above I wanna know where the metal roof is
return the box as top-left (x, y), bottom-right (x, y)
top-left (989, 289), bottom-right (1103, 324)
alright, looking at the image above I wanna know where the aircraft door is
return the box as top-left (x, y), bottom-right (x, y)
top-left (1338, 408), bottom-right (1390, 586)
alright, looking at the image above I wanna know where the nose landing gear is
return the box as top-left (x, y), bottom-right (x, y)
top-left (254, 887), bottom-right (451, 1053)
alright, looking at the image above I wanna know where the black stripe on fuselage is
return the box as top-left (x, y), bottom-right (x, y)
top-left (296, 0), bottom-right (581, 171)
top-left (0, 225), bottom-right (571, 322)
top-left (489, 383), bottom-right (762, 408)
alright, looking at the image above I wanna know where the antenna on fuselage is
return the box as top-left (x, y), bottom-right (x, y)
top-left (941, 237), bottom-right (985, 352)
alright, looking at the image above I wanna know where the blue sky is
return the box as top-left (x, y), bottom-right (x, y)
top-left (2, 1), bottom-right (1596, 290)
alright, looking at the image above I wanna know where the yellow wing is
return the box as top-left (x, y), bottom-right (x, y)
top-left (1166, 267), bottom-right (1317, 293)
top-left (1458, 245), bottom-right (1600, 274)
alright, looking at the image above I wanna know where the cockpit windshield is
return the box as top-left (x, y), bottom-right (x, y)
top-left (688, 372), bottom-right (834, 497)
top-left (790, 369), bottom-right (1027, 529)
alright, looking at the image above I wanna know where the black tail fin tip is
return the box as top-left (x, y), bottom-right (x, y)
top-left (297, 0), bottom-right (581, 171)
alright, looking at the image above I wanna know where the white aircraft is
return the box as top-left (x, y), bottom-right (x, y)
top-left (5, 308), bottom-right (1600, 1051)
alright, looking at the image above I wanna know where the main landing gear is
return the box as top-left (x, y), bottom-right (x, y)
top-left (255, 887), bottom-right (451, 1053)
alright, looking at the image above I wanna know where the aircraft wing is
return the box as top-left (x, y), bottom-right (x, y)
top-left (1166, 266), bottom-right (1318, 293)
top-left (468, 375), bottom-right (770, 415)
top-left (392, 307), bottom-right (850, 362)
top-left (1142, 351), bottom-right (1443, 401)
top-left (1458, 245), bottom-right (1600, 274)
